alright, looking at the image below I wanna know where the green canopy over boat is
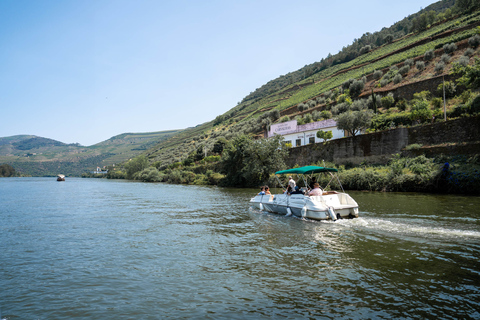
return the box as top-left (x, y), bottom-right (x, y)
top-left (275, 166), bottom-right (338, 175)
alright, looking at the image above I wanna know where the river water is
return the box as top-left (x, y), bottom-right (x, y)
top-left (1, 178), bottom-right (479, 319)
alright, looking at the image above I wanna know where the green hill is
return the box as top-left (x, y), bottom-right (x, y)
top-left (141, 1), bottom-right (480, 168)
top-left (0, 130), bottom-right (182, 176)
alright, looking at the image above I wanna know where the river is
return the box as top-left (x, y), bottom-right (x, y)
top-left (1, 178), bottom-right (479, 319)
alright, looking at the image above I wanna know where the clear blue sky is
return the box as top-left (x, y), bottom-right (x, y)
top-left (0, 0), bottom-right (437, 146)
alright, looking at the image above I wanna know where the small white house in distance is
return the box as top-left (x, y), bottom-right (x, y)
top-left (268, 119), bottom-right (344, 147)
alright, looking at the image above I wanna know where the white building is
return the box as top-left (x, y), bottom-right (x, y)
top-left (268, 119), bottom-right (345, 147)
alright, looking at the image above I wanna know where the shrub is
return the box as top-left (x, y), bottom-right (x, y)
top-left (297, 103), bottom-right (306, 112)
top-left (336, 93), bottom-right (350, 104)
top-left (134, 167), bottom-right (162, 182)
top-left (380, 78), bottom-right (389, 87)
top-left (456, 55), bottom-right (470, 67)
top-left (416, 60), bottom-right (425, 71)
top-left (398, 65), bottom-right (410, 76)
top-left (469, 95), bottom-right (480, 114)
top-left (434, 61), bottom-right (445, 73)
top-left (413, 91), bottom-right (430, 101)
top-left (373, 70), bottom-right (383, 80)
top-left (437, 81), bottom-right (456, 98)
top-left (404, 58), bottom-right (414, 67)
top-left (405, 144), bottom-right (423, 150)
top-left (304, 113), bottom-right (313, 123)
top-left (342, 79), bottom-right (354, 90)
top-left (459, 90), bottom-right (472, 104)
top-left (359, 45), bottom-right (372, 55)
top-left (321, 110), bottom-right (332, 119)
top-left (393, 73), bottom-right (402, 84)
top-left (431, 97), bottom-right (443, 109)
top-left (410, 99), bottom-right (433, 122)
top-left (464, 48), bottom-right (475, 57)
top-left (396, 99), bottom-right (407, 111)
top-left (280, 116), bottom-right (290, 123)
top-left (440, 53), bottom-right (450, 63)
top-left (295, 115), bottom-right (305, 125)
top-left (389, 65), bottom-right (398, 72)
top-left (443, 42), bottom-right (457, 54)
top-left (332, 102), bottom-right (350, 115)
top-left (316, 97), bottom-right (326, 105)
top-left (349, 79), bottom-right (365, 98)
top-left (424, 50), bottom-right (435, 61)
top-left (468, 34), bottom-right (480, 48)
top-left (384, 34), bottom-right (394, 43)
top-left (350, 99), bottom-right (368, 111)
top-left (381, 95), bottom-right (395, 109)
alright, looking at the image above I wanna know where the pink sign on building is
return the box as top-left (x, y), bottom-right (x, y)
top-left (268, 119), bottom-right (337, 138)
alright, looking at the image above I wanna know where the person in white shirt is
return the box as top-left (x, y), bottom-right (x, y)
top-left (288, 176), bottom-right (296, 190)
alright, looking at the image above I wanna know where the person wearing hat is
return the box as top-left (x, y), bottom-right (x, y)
top-left (308, 183), bottom-right (323, 196)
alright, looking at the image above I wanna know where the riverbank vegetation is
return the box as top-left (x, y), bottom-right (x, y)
top-left (106, 138), bottom-right (480, 195)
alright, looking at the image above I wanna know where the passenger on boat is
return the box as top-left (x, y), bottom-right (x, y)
top-left (309, 177), bottom-right (317, 190)
top-left (265, 186), bottom-right (271, 195)
top-left (308, 183), bottom-right (323, 196)
top-left (283, 186), bottom-right (292, 195)
top-left (288, 176), bottom-right (296, 189)
top-left (291, 186), bottom-right (304, 195)
top-left (258, 186), bottom-right (265, 195)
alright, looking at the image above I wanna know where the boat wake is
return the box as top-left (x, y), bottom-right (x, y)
top-left (335, 216), bottom-right (480, 241)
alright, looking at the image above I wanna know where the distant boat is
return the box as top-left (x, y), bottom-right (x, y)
top-left (57, 174), bottom-right (65, 181)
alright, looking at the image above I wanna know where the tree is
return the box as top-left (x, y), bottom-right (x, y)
top-left (455, 0), bottom-right (480, 13)
top-left (410, 99), bottom-right (433, 123)
top-left (0, 164), bottom-right (16, 177)
top-left (349, 79), bottom-right (365, 98)
top-left (335, 109), bottom-right (373, 137)
top-left (317, 130), bottom-right (333, 142)
top-left (124, 155), bottom-right (149, 179)
top-left (454, 58), bottom-right (480, 89)
top-left (213, 138), bottom-right (227, 155)
top-left (220, 135), bottom-right (288, 187)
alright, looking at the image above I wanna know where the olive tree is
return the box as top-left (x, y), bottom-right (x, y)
top-left (335, 100), bottom-right (373, 137)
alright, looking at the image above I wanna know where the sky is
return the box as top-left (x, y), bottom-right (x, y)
top-left (0, 0), bottom-right (438, 146)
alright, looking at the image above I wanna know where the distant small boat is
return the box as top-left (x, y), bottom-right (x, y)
top-left (57, 174), bottom-right (65, 181)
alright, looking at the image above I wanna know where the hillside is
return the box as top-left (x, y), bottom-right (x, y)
top-left (142, 1), bottom-right (480, 168)
top-left (0, 130), bottom-right (182, 176)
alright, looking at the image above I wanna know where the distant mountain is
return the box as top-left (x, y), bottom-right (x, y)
top-left (12, 137), bottom-right (67, 150)
top-left (0, 130), bottom-right (182, 176)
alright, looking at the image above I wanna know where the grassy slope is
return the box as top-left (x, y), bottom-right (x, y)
top-left (144, 10), bottom-right (480, 166)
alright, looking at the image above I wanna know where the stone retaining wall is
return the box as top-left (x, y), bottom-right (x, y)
top-left (286, 115), bottom-right (480, 166)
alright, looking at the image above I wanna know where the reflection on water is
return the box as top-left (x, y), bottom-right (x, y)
top-left (0, 178), bottom-right (479, 319)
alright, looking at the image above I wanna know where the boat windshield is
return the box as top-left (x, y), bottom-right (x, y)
top-left (274, 166), bottom-right (344, 193)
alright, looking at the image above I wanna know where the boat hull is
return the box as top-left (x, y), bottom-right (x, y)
top-left (250, 193), bottom-right (359, 221)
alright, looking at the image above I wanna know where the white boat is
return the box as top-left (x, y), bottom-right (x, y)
top-left (250, 166), bottom-right (359, 221)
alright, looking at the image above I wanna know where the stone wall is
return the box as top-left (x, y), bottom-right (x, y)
top-left (286, 115), bottom-right (480, 167)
